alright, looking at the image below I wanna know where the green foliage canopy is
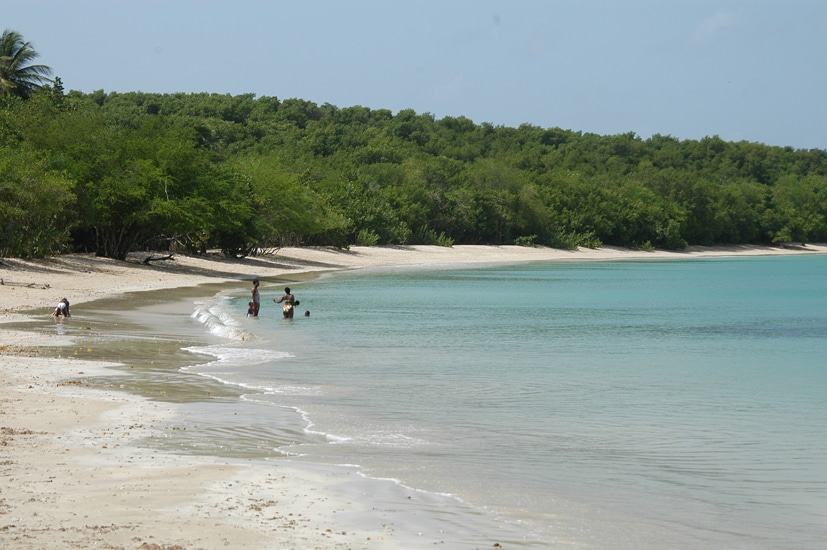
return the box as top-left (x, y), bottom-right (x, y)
top-left (2, 86), bottom-right (827, 259)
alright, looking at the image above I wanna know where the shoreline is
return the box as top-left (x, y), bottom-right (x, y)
top-left (2, 244), bottom-right (826, 548)
top-left (3, 243), bottom-right (826, 316)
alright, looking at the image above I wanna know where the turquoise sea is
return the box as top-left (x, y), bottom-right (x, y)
top-left (42, 255), bottom-right (827, 548)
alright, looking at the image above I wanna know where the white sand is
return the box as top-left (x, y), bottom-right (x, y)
top-left (2, 244), bottom-right (825, 548)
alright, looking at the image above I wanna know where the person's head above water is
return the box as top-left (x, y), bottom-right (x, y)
top-left (284, 287), bottom-right (291, 294)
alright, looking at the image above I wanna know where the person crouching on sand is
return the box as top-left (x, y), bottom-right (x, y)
top-left (273, 287), bottom-right (298, 319)
top-left (52, 298), bottom-right (71, 318)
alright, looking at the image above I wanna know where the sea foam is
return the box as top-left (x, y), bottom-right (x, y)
top-left (191, 297), bottom-right (254, 341)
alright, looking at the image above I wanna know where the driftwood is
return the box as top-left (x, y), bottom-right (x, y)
top-left (142, 253), bottom-right (175, 265)
top-left (0, 279), bottom-right (49, 289)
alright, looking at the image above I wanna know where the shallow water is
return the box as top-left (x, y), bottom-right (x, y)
top-left (23, 255), bottom-right (827, 548)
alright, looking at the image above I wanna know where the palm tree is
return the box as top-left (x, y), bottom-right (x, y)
top-left (0, 29), bottom-right (52, 99)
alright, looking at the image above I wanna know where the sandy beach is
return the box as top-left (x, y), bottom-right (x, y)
top-left (2, 243), bottom-right (826, 549)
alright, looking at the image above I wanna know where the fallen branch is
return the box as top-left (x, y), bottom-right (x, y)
top-left (1, 281), bottom-right (49, 289)
top-left (142, 253), bottom-right (175, 265)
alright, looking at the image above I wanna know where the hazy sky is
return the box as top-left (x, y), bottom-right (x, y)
top-left (7, 1), bottom-right (827, 149)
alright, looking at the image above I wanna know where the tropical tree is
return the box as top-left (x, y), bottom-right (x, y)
top-left (0, 146), bottom-right (75, 258)
top-left (0, 30), bottom-right (52, 99)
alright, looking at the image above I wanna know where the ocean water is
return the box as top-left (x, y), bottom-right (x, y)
top-left (42, 255), bottom-right (827, 548)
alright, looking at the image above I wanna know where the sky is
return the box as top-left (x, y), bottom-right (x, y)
top-left (6, 1), bottom-right (827, 150)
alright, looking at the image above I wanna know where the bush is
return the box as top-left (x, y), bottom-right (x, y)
top-left (435, 232), bottom-right (454, 247)
top-left (513, 235), bottom-right (537, 247)
top-left (411, 226), bottom-right (454, 247)
top-left (355, 229), bottom-right (380, 246)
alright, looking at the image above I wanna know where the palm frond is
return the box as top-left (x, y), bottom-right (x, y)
top-left (0, 29), bottom-right (53, 99)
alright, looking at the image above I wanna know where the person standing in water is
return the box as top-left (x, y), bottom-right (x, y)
top-left (250, 279), bottom-right (261, 317)
top-left (273, 287), bottom-right (298, 318)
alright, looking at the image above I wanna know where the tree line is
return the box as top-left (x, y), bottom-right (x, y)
top-left (2, 33), bottom-right (826, 259)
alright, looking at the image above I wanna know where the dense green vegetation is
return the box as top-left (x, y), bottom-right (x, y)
top-left (2, 84), bottom-right (827, 259)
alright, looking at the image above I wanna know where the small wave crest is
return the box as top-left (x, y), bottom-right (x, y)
top-left (182, 345), bottom-right (290, 370)
top-left (352, 432), bottom-right (430, 449)
top-left (191, 297), bottom-right (254, 341)
top-left (180, 344), bottom-right (294, 391)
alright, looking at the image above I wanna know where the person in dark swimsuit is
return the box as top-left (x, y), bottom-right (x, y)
top-left (251, 279), bottom-right (261, 317)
